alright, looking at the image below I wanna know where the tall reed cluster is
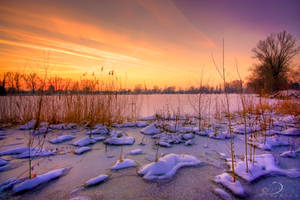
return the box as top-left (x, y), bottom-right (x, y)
top-left (0, 71), bottom-right (139, 126)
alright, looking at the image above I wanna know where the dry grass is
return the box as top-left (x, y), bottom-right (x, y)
top-left (0, 72), bottom-right (140, 126)
top-left (275, 100), bottom-right (300, 116)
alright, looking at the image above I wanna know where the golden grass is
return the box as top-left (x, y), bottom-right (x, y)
top-left (274, 100), bottom-right (300, 116)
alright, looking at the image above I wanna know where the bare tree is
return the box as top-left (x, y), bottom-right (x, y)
top-left (248, 31), bottom-right (300, 93)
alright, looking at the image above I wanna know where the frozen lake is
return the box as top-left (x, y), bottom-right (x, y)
top-left (1, 125), bottom-right (300, 200)
top-left (0, 94), bottom-right (299, 200)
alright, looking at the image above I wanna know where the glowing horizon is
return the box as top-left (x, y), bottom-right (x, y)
top-left (0, 0), bottom-right (299, 89)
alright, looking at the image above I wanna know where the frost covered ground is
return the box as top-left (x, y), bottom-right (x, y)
top-left (0, 113), bottom-right (300, 200)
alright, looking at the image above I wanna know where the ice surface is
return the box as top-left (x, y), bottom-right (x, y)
top-left (138, 153), bottom-right (201, 180)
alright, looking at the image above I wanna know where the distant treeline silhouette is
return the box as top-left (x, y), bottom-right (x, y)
top-left (0, 71), bottom-right (250, 95)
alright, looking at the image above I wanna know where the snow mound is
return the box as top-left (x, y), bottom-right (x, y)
top-left (0, 131), bottom-right (6, 137)
top-left (0, 147), bottom-right (30, 156)
top-left (111, 159), bottom-right (137, 170)
top-left (129, 149), bottom-right (143, 155)
top-left (88, 126), bottom-right (109, 135)
top-left (232, 125), bottom-right (260, 134)
top-left (49, 123), bottom-right (76, 130)
top-left (214, 173), bottom-right (246, 197)
top-left (15, 148), bottom-right (56, 159)
top-left (158, 141), bottom-right (171, 147)
top-left (70, 197), bottom-right (91, 200)
top-left (0, 164), bottom-right (10, 172)
top-left (0, 177), bottom-right (24, 192)
top-left (194, 127), bottom-right (212, 136)
top-left (138, 153), bottom-right (201, 180)
top-left (140, 123), bottom-right (161, 135)
top-left (13, 167), bottom-right (70, 193)
top-left (208, 131), bottom-right (230, 140)
top-left (30, 127), bottom-right (50, 135)
top-left (0, 158), bottom-right (9, 167)
top-left (72, 136), bottom-right (104, 147)
top-left (248, 135), bottom-right (289, 150)
top-left (140, 115), bottom-right (156, 121)
top-left (182, 133), bottom-right (194, 140)
top-left (104, 131), bottom-right (135, 145)
top-left (85, 174), bottom-right (108, 187)
top-left (280, 150), bottom-right (297, 158)
top-left (19, 120), bottom-right (36, 130)
top-left (228, 154), bottom-right (300, 182)
top-left (153, 132), bottom-right (184, 146)
top-left (279, 128), bottom-right (300, 136)
top-left (213, 187), bottom-right (234, 200)
top-left (49, 135), bottom-right (75, 144)
top-left (136, 121), bottom-right (148, 127)
top-left (184, 139), bottom-right (194, 146)
top-left (75, 147), bottom-right (91, 155)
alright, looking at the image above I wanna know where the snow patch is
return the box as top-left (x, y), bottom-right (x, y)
top-left (13, 167), bottom-right (70, 193)
top-left (49, 135), bottom-right (75, 144)
top-left (111, 159), bottom-right (137, 170)
top-left (84, 174), bottom-right (108, 187)
top-left (138, 153), bottom-right (201, 180)
top-left (75, 147), bottom-right (91, 155)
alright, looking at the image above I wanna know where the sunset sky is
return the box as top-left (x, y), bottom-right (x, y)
top-left (0, 0), bottom-right (299, 88)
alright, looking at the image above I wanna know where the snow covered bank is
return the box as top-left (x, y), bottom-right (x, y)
top-left (138, 153), bottom-right (201, 180)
